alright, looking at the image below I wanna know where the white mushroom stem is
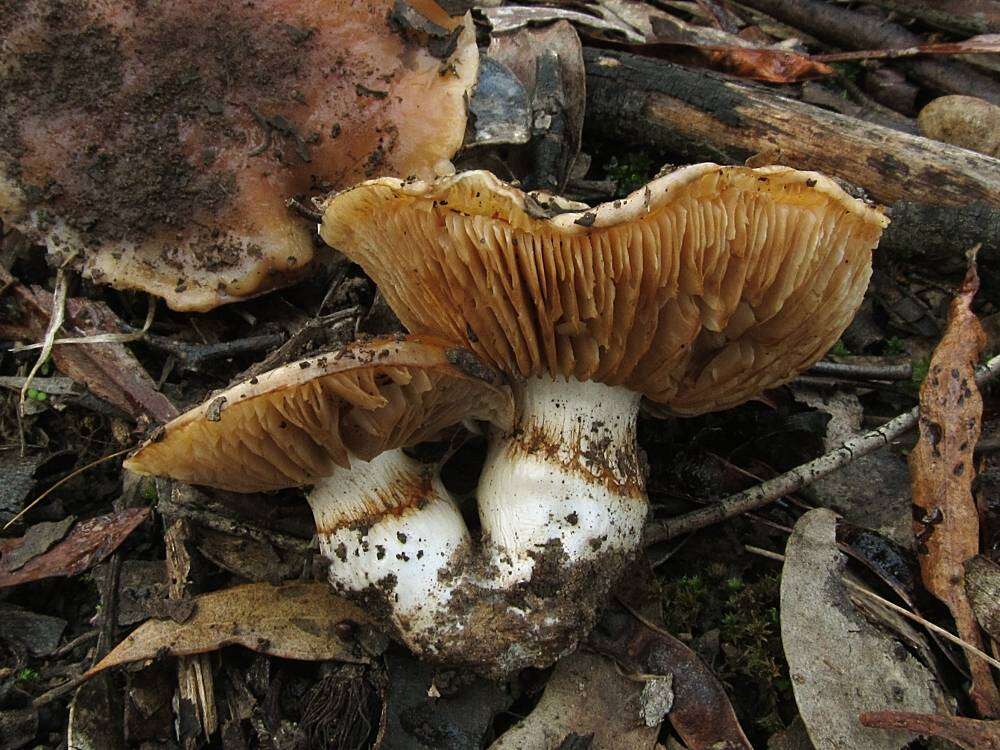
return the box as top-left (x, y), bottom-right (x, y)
top-left (477, 377), bottom-right (648, 587)
top-left (307, 449), bottom-right (470, 642)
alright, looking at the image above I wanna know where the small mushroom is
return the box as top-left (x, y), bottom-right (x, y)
top-left (125, 336), bottom-right (513, 652)
top-left (0, 0), bottom-right (478, 310)
top-left (320, 164), bottom-right (889, 669)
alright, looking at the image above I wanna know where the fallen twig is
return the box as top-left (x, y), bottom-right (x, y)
top-left (141, 332), bottom-right (287, 372)
top-left (807, 360), bottom-right (913, 381)
top-left (645, 353), bottom-right (1000, 544)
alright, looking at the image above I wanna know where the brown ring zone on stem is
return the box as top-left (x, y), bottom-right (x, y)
top-left (503, 420), bottom-right (645, 499)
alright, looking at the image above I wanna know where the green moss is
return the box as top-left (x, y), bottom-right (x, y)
top-left (828, 339), bottom-right (851, 357)
top-left (662, 567), bottom-right (791, 736)
top-left (605, 153), bottom-right (657, 197)
top-left (16, 667), bottom-right (40, 686)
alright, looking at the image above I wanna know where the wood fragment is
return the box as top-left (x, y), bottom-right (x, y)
top-left (583, 49), bottom-right (1000, 268)
top-left (166, 518), bottom-right (218, 747)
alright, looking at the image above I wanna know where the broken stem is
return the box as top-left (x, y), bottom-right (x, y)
top-left (646, 353), bottom-right (1000, 544)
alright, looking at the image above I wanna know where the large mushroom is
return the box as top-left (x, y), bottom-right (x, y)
top-left (0, 0), bottom-right (477, 310)
top-left (319, 164), bottom-right (889, 663)
top-left (125, 336), bottom-right (514, 654)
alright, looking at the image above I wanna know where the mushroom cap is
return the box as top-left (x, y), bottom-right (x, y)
top-left (124, 336), bottom-right (513, 492)
top-left (0, 0), bottom-right (478, 311)
top-left (320, 165), bottom-right (889, 414)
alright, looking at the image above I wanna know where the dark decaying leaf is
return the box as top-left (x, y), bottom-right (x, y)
top-left (781, 509), bottom-right (951, 749)
top-left (0, 507), bottom-right (150, 588)
top-left (909, 259), bottom-right (1000, 717)
top-left (860, 710), bottom-right (1000, 750)
top-left (379, 652), bottom-right (511, 750)
top-left (586, 603), bottom-right (751, 750)
top-left (965, 555), bottom-right (1000, 641)
top-left (0, 603), bottom-right (68, 656)
top-left (87, 582), bottom-right (376, 677)
top-left (0, 452), bottom-right (48, 526)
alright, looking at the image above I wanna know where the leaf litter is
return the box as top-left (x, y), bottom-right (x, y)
top-left (909, 256), bottom-right (1000, 717)
top-left (88, 582), bottom-right (378, 677)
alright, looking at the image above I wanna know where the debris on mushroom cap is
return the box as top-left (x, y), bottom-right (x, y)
top-left (0, 0), bottom-right (478, 312)
top-left (320, 164), bottom-right (889, 413)
top-left (124, 337), bottom-right (513, 492)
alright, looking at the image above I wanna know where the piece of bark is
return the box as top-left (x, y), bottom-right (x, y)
top-left (166, 518), bottom-right (218, 748)
top-left (583, 49), bottom-right (1000, 269)
top-left (736, 0), bottom-right (1000, 104)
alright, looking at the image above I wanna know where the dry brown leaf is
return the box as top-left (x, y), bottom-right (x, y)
top-left (0, 266), bottom-right (177, 423)
top-left (0, 508), bottom-right (150, 588)
top-left (860, 710), bottom-right (1000, 749)
top-left (909, 259), bottom-right (1000, 717)
top-left (87, 582), bottom-right (374, 677)
top-left (699, 46), bottom-right (833, 82)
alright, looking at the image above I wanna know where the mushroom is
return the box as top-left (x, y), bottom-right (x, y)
top-left (125, 336), bottom-right (514, 653)
top-left (319, 164), bottom-right (889, 661)
top-left (0, 0), bottom-right (477, 311)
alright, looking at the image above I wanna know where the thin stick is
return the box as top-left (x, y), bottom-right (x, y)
top-left (3, 447), bottom-right (132, 530)
top-left (743, 545), bottom-right (1000, 672)
top-left (645, 353), bottom-right (1000, 545)
top-left (807, 360), bottom-right (912, 381)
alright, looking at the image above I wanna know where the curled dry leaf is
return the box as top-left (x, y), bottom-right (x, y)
top-left (909, 260), bottom-right (1000, 717)
top-left (0, 508), bottom-right (150, 588)
top-left (860, 710), bottom-right (1000, 750)
top-left (87, 582), bottom-right (375, 677)
top-left (781, 509), bottom-right (951, 749)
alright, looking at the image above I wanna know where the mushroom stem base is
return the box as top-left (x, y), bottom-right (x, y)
top-left (478, 376), bottom-right (647, 586)
top-left (307, 449), bottom-right (470, 645)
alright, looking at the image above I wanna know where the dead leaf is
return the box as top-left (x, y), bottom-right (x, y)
top-left (698, 46), bottom-right (833, 82)
top-left (909, 259), bottom-right (1000, 717)
top-left (1, 516), bottom-right (75, 572)
top-left (965, 555), bottom-right (1000, 641)
top-left (0, 266), bottom-right (177, 423)
top-left (488, 652), bottom-right (659, 750)
top-left (781, 509), bottom-right (952, 749)
top-left (87, 582), bottom-right (375, 676)
top-left (860, 710), bottom-right (1000, 750)
top-left (0, 508), bottom-right (150, 588)
top-left (0, 603), bottom-right (68, 656)
top-left (586, 599), bottom-right (751, 750)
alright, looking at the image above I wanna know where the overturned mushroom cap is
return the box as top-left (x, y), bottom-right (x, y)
top-left (0, 0), bottom-right (477, 311)
top-left (320, 165), bottom-right (889, 413)
top-left (125, 337), bottom-right (513, 492)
